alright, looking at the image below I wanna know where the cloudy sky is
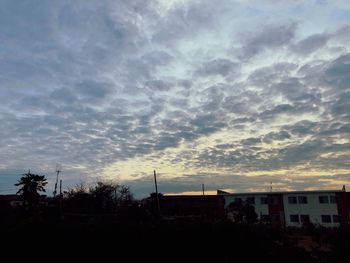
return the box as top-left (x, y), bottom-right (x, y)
top-left (1, 0), bottom-right (350, 197)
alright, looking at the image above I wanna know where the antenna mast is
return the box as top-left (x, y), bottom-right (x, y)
top-left (53, 163), bottom-right (62, 198)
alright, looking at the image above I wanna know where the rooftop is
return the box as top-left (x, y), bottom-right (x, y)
top-left (217, 189), bottom-right (346, 196)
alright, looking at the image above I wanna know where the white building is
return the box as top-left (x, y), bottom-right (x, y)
top-left (218, 189), bottom-right (349, 227)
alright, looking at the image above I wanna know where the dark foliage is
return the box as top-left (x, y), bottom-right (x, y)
top-left (63, 181), bottom-right (134, 214)
top-left (227, 202), bottom-right (258, 223)
top-left (14, 171), bottom-right (47, 207)
top-left (2, 219), bottom-right (341, 262)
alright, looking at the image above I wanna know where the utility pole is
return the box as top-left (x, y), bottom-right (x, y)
top-left (59, 179), bottom-right (63, 219)
top-left (202, 184), bottom-right (205, 196)
top-left (154, 170), bottom-right (160, 216)
top-left (53, 164), bottom-right (62, 198)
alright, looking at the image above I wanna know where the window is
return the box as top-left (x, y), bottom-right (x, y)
top-left (300, 215), bottom-right (310, 224)
top-left (319, 196), bottom-right (329, 204)
top-left (330, 196), bottom-right (337, 204)
top-left (260, 197), bottom-right (268, 204)
top-left (298, 196), bottom-right (308, 204)
top-left (246, 197), bottom-right (255, 205)
top-left (290, 214), bottom-right (299, 223)
top-left (321, 215), bottom-right (331, 223)
top-left (288, 196), bottom-right (297, 204)
top-left (333, 215), bottom-right (340, 223)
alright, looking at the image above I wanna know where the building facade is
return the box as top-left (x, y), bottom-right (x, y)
top-left (218, 189), bottom-right (350, 227)
top-left (158, 195), bottom-right (225, 218)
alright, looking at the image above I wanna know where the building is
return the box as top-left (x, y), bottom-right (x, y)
top-left (157, 195), bottom-right (225, 218)
top-left (218, 189), bottom-right (350, 227)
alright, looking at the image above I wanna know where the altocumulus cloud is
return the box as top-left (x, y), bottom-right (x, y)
top-left (1, 0), bottom-right (350, 197)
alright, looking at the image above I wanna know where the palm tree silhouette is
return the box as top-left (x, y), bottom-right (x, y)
top-left (15, 170), bottom-right (47, 209)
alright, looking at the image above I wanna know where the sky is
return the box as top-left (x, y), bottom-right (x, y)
top-left (1, 0), bottom-right (350, 198)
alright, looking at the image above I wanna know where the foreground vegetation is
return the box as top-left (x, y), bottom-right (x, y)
top-left (1, 172), bottom-right (348, 262)
top-left (1, 216), bottom-right (350, 262)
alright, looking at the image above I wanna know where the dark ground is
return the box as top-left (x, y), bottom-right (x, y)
top-left (1, 217), bottom-right (349, 262)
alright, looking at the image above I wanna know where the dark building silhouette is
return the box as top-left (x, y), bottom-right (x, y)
top-left (158, 195), bottom-right (225, 218)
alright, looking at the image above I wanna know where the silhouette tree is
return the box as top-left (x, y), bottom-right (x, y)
top-left (15, 171), bottom-right (47, 209)
top-left (64, 182), bottom-right (93, 213)
top-left (226, 202), bottom-right (257, 223)
top-left (63, 181), bottom-right (134, 213)
top-left (118, 185), bottom-right (133, 205)
top-left (242, 204), bottom-right (258, 223)
top-left (90, 182), bottom-right (116, 212)
top-left (65, 182), bottom-right (88, 196)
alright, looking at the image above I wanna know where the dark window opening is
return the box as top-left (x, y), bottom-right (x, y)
top-left (290, 214), bottom-right (299, 223)
top-left (298, 196), bottom-right (308, 204)
top-left (288, 196), bottom-right (297, 204)
top-left (321, 215), bottom-right (331, 223)
top-left (319, 196), bottom-right (329, 204)
top-left (300, 214), bottom-right (310, 223)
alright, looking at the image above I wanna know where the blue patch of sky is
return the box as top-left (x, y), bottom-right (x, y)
top-left (330, 9), bottom-right (350, 23)
top-left (0, 171), bottom-right (23, 194)
top-left (244, 7), bottom-right (261, 18)
top-left (315, 0), bottom-right (327, 5)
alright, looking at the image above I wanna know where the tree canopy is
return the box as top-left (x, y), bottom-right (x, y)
top-left (63, 181), bottom-right (134, 213)
top-left (15, 171), bottom-right (47, 206)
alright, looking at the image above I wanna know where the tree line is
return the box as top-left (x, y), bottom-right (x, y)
top-left (12, 171), bottom-right (145, 220)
